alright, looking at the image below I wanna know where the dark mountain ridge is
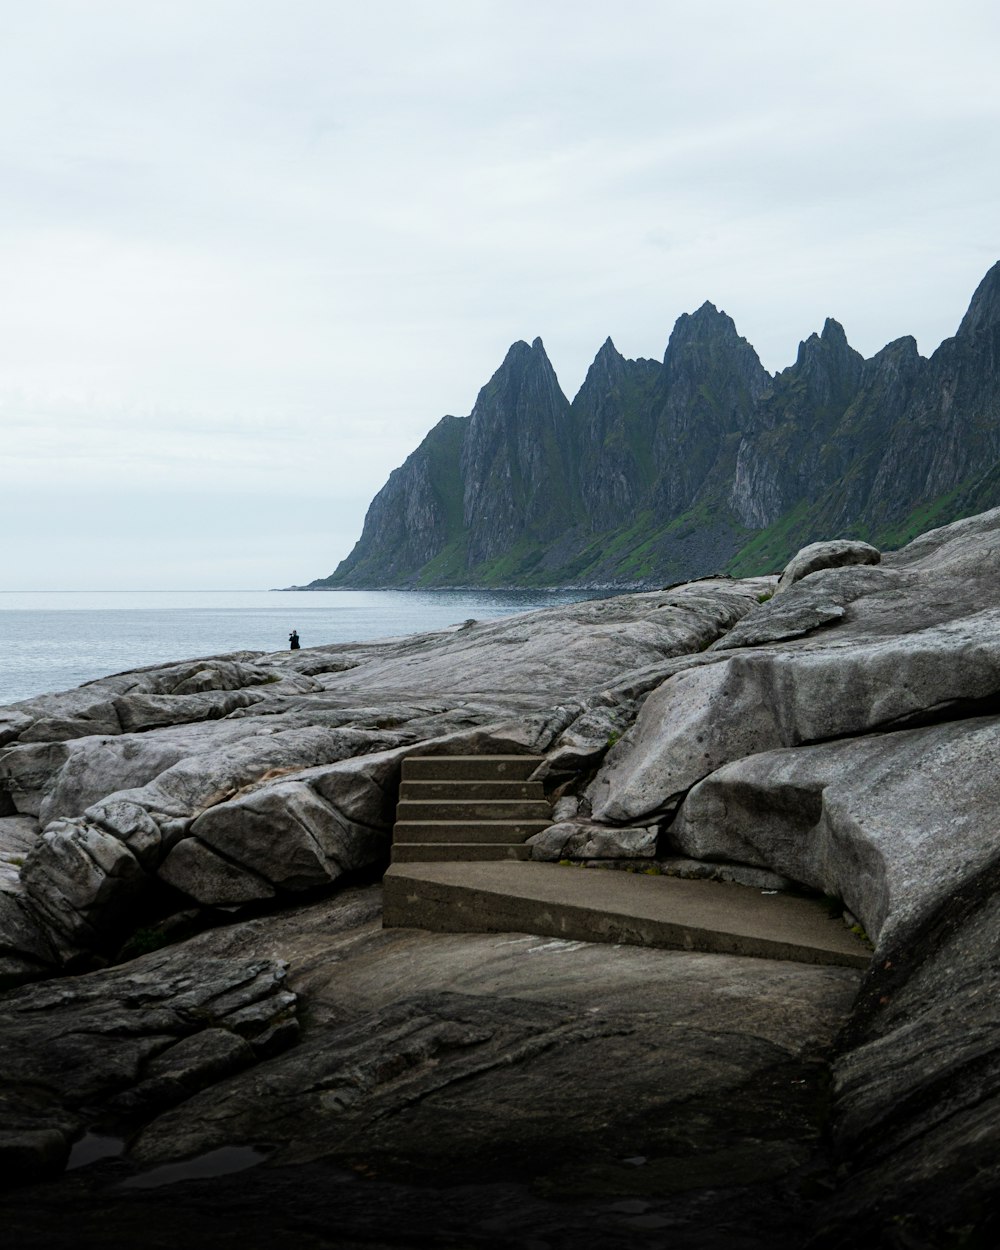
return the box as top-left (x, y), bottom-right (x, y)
top-left (312, 261), bottom-right (1000, 588)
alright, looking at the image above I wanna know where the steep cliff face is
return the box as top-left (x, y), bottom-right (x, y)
top-left (866, 261), bottom-right (1000, 528)
top-left (328, 414), bottom-right (467, 584)
top-left (571, 338), bottom-right (660, 531)
top-left (460, 338), bottom-right (578, 567)
top-left (310, 262), bottom-right (1000, 588)
top-left (652, 303), bottom-right (770, 519)
top-left (729, 319), bottom-right (866, 529)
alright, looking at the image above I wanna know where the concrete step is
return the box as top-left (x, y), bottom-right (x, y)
top-left (399, 780), bottom-right (546, 802)
top-left (393, 820), bottom-right (551, 845)
top-left (391, 843), bottom-right (533, 863)
top-left (382, 861), bottom-right (872, 969)
top-left (396, 799), bottom-right (552, 822)
top-left (401, 755), bottom-right (546, 782)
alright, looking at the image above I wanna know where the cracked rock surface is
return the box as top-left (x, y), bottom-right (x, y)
top-left (3, 511), bottom-right (1000, 1244)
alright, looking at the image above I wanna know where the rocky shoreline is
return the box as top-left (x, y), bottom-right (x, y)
top-left (3, 512), bottom-right (1000, 1246)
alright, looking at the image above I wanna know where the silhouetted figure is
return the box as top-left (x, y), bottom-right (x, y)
top-left (289, 629), bottom-right (300, 650)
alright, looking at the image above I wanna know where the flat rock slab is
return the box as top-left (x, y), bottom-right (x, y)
top-left (383, 861), bottom-right (871, 968)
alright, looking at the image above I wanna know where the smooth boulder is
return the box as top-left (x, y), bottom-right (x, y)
top-left (774, 538), bottom-right (880, 593)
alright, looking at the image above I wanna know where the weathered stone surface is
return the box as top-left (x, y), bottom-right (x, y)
top-left (2, 656), bottom-right (318, 747)
top-left (20, 820), bottom-right (147, 951)
top-left (775, 538), bottom-right (880, 593)
top-left (0, 813), bottom-right (38, 881)
top-left (0, 816), bottom-right (55, 986)
top-left (14, 703), bottom-right (124, 744)
top-left (157, 837), bottom-right (277, 906)
top-left (670, 715), bottom-right (1000, 948)
top-left (83, 798), bottom-right (163, 868)
top-left (542, 701), bottom-right (634, 772)
top-left (0, 741), bottom-right (73, 816)
top-left (4, 509), bottom-right (1000, 1242)
top-left (184, 780), bottom-right (378, 893)
top-left (33, 735), bottom-right (193, 825)
top-left (806, 856), bottom-right (1000, 1242)
top-left (658, 856), bottom-right (793, 891)
top-left (712, 594), bottom-right (846, 649)
top-left (122, 890), bottom-right (858, 1230)
top-left (110, 1027), bottom-right (256, 1117)
top-left (0, 891), bottom-right (57, 987)
top-left (0, 948), bottom-right (297, 1184)
top-left (527, 821), bottom-right (657, 861)
top-left (289, 578), bottom-right (768, 703)
top-left (35, 725), bottom-right (365, 830)
top-left (883, 501), bottom-right (1000, 576)
top-left (113, 689), bottom-right (261, 733)
top-left (591, 605), bottom-right (1000, 823)
top-left (0, 709), bottom-right (33, 748)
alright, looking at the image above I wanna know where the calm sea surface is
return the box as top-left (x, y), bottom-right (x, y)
top-left (0, 589), bottom-right (606, 706)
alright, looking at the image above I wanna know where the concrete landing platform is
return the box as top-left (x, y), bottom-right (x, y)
top-left (383, 861), bottom-right (872, 968)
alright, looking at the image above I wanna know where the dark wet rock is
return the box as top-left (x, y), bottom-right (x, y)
top-left (818, 869), bottom-right (1000, 1241)
top-left (118, 891), bottom-right (857, 1212)
top-left (20, 820), bottom-right (148, 955)
top-left (0, 890), bottom-right (58, 988)
top-left (0, 947), bottom-right (297, 1186)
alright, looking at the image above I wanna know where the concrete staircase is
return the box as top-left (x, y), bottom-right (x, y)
top-left (391, 755), bottom-right (550, 863)
top-left (384, 756), bottom-right (873, 969)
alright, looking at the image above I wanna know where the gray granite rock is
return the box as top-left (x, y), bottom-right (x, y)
top-left (3, 512), bottom-right (1000, 1240)
top-left (670, 715), bottom-right (1000, 948)
top-left (590, 605), bottom-right (1000, 824)
top-left (0, 813), bottom-right (38, 879)
top-left (20, 820), bottom-right (148, 953)
top-left (83, 798), bottom-right (163, 868)
top-left (775, 538), bottom-right (880, 593)
top-left (527, 821), bottom-right (658, 861)
top-left (113, 689), bottom-right (261, 733)
top-left (816, 856), bottom-right (1000, 1240)
top-left (180, 779), bottom-right (378, 894)
top-left (157, 836), bottom-right (277, 906)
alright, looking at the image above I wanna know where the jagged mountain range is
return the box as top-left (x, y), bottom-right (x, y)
top-left (309, 261), bottom-right (1000, 588)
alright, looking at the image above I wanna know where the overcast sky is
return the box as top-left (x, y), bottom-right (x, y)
top-left (3, 0), bottom-right (999, 590)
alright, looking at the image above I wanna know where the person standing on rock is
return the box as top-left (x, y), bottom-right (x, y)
top-left (289, 629), bottom-right (300, 650)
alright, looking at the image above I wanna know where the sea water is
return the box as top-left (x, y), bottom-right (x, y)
top-left (0, 588), bottom-right (604, 706)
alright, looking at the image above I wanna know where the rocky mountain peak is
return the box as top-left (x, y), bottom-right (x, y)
top-left (577, 336), bottom-right (626, 393)
top-left (664, 301), bottom-right (740, 360)
top-left (496, 338), bottom-right (533, 369)
top-left (789, 317), bottom-right (864, 404)
top-left (957, 259), bottom-right (1000, 338)
top-left (659, 301), bottom-right (768, 420)
top-left (472, 336), bottom-right (563, 417)
top-left (316, 261), bottom-right (1000, 593)
top-left (794, 318), bottom-right (849, 364)
top-left (820, 317), bottom-right (849, 347)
